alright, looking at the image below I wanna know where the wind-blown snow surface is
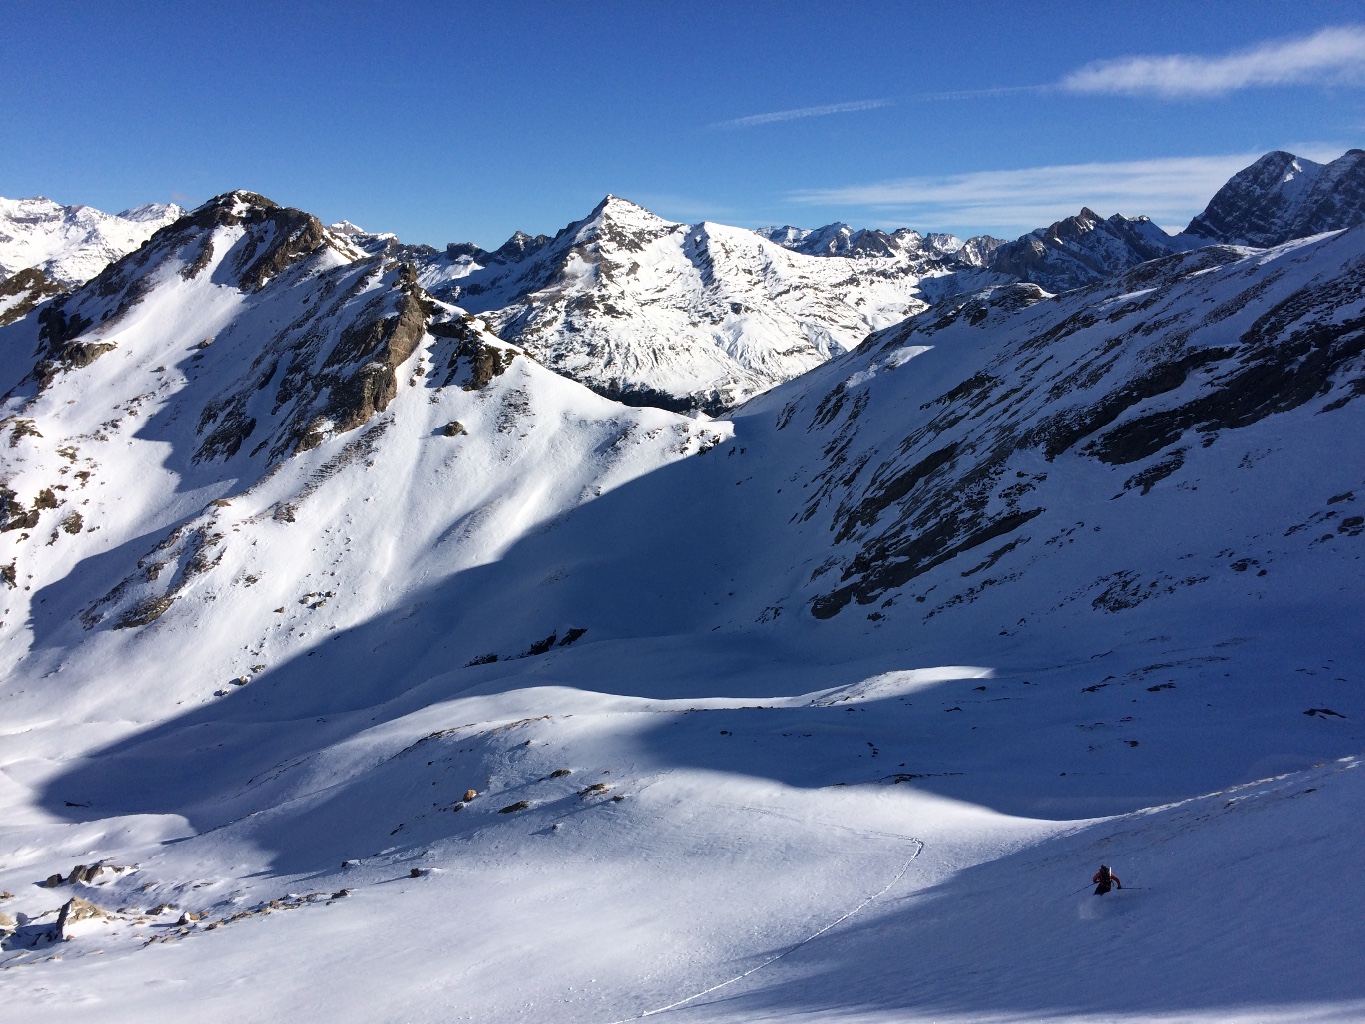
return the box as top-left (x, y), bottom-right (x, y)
top-left (0, 196), bottom-right (184, 287)
top-left (1, 204), bottom-right (1364, 1020)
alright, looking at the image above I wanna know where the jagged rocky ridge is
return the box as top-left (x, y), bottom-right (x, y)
top-left (754, 222), bottom-right (1005, 263)
top-left (1186, 149), bottom-right (1365, 248)
top-left (981, 207), bottom-right (1186, 294)
top-left (5, 150), bottom-right (1363, 417)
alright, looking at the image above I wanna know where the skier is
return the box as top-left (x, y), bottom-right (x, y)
top-left (1092, 864), bottom-right (1121, 895)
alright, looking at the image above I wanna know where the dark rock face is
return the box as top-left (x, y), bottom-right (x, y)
top-left (485, 230), bottom-right (552, 265)
top-left (1185, 150), bottom-right (1365, 247)
top-left (428, 316), bottom-right (518, 391)
top-left (987, 208), bottom-right (1180, 294)
top-left (0, 267), bottom-right (65, 327)
top-left (308, 265), bottom-right (433, 444)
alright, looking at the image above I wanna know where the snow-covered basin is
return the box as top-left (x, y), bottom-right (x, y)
top-left (2, 650), bottom-right (1362, 1022)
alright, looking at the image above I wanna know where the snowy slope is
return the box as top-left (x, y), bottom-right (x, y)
top-left (0, 186), bottom-right (1363, 1022)
top-left (0, 189), bottom-right (727, 716)
top-left (414, 197), bottom-right (955, 411)
top-left (0, 196), bottom-right (184, 287)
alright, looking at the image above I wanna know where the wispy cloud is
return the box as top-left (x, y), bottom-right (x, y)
top-left (788, 151), bottom-right (1347, 236)
top-left (713, 98), bottom-right (892, 130)
top-left (717, 27), bottom-right (1365, 134)
top-left (1062, 25), bottom-right (1365, 97)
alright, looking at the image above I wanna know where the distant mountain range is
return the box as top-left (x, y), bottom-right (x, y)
top-left (2, 150), bottom-right (1363, 407)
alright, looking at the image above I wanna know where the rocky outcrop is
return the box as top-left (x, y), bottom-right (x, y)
top-left (0, 267), bottom-right (65, 327)
top-left (306, 264), bottom-right (433, 445)
top-left (52, 896), bottom-right (111, 940)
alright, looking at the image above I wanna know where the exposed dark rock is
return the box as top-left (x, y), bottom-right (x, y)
top-left (1123, 448), bottom-right (1188, 495)
top-left (813, 507), bottom-right (1044, 618)
top-left (524, 632), bottom-right (557, 657)
top-left (0, 267), bottom-right (65, 327)
top-left (833, 443), bottom-right (958, 543)
top-left (306, 266), bottom-right (432, 447)
top-left (589, 379), bottom-right (716, 414)
top-left (112, 595), bottom-right (175, 629)
top-left (1034, 347), bottom-right (1233, 461)
top-left (1186, 150), bottom-right (1365, 247)
top-left (52, 896), bottom-right (111, 940)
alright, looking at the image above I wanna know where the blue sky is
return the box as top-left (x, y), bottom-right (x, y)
top-left (2, 1), bottom-right (1363, 247)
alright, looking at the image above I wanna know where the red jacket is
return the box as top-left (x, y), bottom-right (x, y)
top-left (1092, 869), bottom-right (1121, 887)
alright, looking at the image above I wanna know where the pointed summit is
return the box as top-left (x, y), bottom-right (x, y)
top-left (487, 229), bottom-right (551, 264)
top-left (1185, 149), bottom-right (1365, 247)
top-left (577, 195), bottom-right (678, 239)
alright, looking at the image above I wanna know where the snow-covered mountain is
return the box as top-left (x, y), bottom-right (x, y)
top-left (0, 196), bottom-right (184, 287)
top-left (755, 221), bottom-right (1003, 262)
top-left (0, 186), bottom-right (727, 695)
top-left (984, 206), bottom-right (1186, 293)
top-left (1185, 148), bottom-right (1365, 247)
top-left (410, 196), bottom-right (961, 411)
top-left (912, 150), bottom-right (1365, 297)
top-left (1, 167), bottom-right (1363, 1021)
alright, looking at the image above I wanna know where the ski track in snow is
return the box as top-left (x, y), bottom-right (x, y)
top-left (603, 840), bottom-right (924, 1023)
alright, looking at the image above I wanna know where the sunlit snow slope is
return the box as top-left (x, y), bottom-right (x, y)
top-left (0, 193), bottom-right (1362, 1023)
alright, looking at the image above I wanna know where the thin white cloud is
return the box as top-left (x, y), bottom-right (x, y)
top-left (1062, 25), bottom-right (1365, 97)
top-left (788, 150), bottom-right (1349, 236)
top-left (714, 99), bottom-right (892, 129)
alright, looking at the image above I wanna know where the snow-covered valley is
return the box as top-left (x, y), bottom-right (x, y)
top-left (0, 155), bottom-right (1363, 1021)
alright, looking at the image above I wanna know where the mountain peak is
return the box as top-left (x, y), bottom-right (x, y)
top-left (1183, 149), bottom-right (1365, 247)
top-left (592, 194), bottom-right (655, 215)
top-left (329, 220), bottom-right (369, 237)
top-left (582, 194), bottom-right (678, 233)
